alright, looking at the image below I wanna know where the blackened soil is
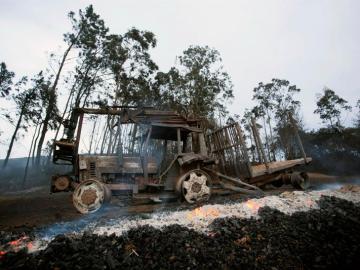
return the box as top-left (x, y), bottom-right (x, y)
top-left (1, 195), bottom-right (359, 269)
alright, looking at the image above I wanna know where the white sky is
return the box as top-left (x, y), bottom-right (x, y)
top-left (0, 0), bottom-right (359, 158)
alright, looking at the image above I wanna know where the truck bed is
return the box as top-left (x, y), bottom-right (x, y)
top-left (251, 157), bottom-right (312, 177)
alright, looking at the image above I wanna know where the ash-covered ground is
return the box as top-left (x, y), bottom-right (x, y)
top-left (1, 182), bottom-right (360, 269)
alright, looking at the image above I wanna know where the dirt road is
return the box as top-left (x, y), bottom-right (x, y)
top-left (0, 173), bottom-right (355, 230)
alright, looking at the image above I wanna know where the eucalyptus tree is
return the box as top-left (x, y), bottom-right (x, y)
top-left (271, 79), bottom-right (301, 159)
top-left (252, 79), bottom-right (301, 160)
top-left (0, 62), bottom-right (15, 97)
top-left (155, 45), bottom-right (233, 119)
top-left (0, 62), bottom-right (16, 139)
top-left (36, 5), bottom-right (108, 164)
top-left (252, 79), bottom-right (301, 131)
top-left (66, 3), bottom-right (108, 107)
top-left (67, 27), bottom-right (157, 112)
top-left (102, 28), bottom-right (158, 107)
top-left (314, 87), bottom-right (351, 130)
top-left (53, 16), bottom-right (159, 158)
top-left (89, 28), bottom-right (159, 154)
top-left (240, 109), bottom-right (257, 161)
top-left (2, 76), bottom-right (44, 168)
top-left (57, 3), bottom-right (114, 144)
top-left (18, 72), bottom-right (54, 183)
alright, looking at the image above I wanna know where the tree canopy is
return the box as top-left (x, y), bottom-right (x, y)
top-left (155, 45), bottom-right (234, 119)
top-left (314, 87), bottom-right (351, 129)
top-left (0, 62), bottom-right (15, 97)
top-left (249, 78), bottom-right (302, 160)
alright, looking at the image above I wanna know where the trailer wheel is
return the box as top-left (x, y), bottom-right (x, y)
top-left (72, 179), bottom-right (106, 214)
top-left (291, 172), bottom-right (310, 190)
top-left (271, 179), bottom-right (284, 188)
top-left (178, 169), bottom-right (211, 204)
top-left (103, 184), bottom-right (112, 203)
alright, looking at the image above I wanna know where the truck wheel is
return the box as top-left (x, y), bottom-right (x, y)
top-left (177, 169), bottom-right (211, 204)
top-left (291, 172), bottom-right (310, 190)
top-left (52, 175), bottom-right (71, 192)
top-left (72, 179), bottom-right (106, 214)
top-left (103, 184), bottom-right (112, 203)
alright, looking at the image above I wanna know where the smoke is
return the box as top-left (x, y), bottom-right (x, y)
top-left (0, 157), bottom-right (70, 193)
top-left (313, 183), bottom-right (344, 191)
top-left (35, 203), bottom-right (124, 240)
top-left (310, 175), bottom-right (360, 191)
top-left (303, 128), bottom-right (360, 175)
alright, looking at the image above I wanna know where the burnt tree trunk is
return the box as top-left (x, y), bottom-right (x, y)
top-left (32, 122), bottom-right (42, 166)
top-left (262, 116), bottom-right (271, 162)
top-left (268, 116), bottom-right (276, 161)
top-left (35, 90), bottom-right (56, 166)
top-left (2, 109), bottom-right (25, 169)
top-left (35, 41), bottom-right (76, 166)
top-left (22, 124), bottom-right (39, 187)
top-left (65, 64), bottom-right (93, 140)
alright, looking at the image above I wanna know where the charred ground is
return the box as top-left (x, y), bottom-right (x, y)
top-left (1, 195), bottom-right (359, 270)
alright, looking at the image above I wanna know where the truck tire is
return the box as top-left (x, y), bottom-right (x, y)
top-left (291, 172), bottom-right (310, 190)
top-left (72, 179), bottom-right (106, 214)
top-left (176, 169), bottom-right (212, 204)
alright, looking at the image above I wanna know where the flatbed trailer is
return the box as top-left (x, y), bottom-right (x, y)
top-left (251, 157), bottom-right (312, 177)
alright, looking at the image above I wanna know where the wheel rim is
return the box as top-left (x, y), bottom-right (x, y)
top-left (181, 170), bottom-right (211, 204)
top-left (54, 175), bottom-right (70, 191)
top-left (73, 180), bottom-right (105, 214)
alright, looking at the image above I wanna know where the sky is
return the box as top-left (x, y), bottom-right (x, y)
top-left (0, 0), bottom-right (359, 158)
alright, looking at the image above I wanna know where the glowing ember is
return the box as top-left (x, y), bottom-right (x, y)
top-left (27, 242), bottom-right (34, 251)
top-left (0, 250), bottom-right (6, 257)
top-left (9, 236), bottom-right (28, 247)
top-left (0, 236), bottom-right (36, 255)
top-left (187, 207), bottom-right (220, 220)
top-left (245, 200), bottom-right (261, 212)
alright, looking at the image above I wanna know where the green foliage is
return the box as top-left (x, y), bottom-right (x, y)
top-left (2, 74), bottom-right (51, 168)
top-left (11, 72), bottom-right (57, 131)
top-left (0, 62), bottom-right (15, 97)
top-left (249, 78), bottom-right (302, 160)
top-left (34, 71), bottom-right (59, 129)
top-left (64, 5), bottom-right (108, 50)
top-left (12, 77), bottom-right (32, 122)
top-left (63, 5), bottom-right (159, 110)
top-left (155, 45), bottom-right (234, 118)
top-left (252, 78), bottom-right (301, 126)
top-left (66, 5), bottom-right (109, 106)
top-left (314, 87), bottom-right (351, 129)
top-left (102, 28), bottom-right (158, 106)
top-left (59, 5), bottom-right (160, 140)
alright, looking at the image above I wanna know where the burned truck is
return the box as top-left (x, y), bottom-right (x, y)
top-left (52, 107), bottom-right (311, 213)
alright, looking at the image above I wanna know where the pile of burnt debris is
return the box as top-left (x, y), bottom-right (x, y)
top-left (1, 196), bottom-right (360, 269)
